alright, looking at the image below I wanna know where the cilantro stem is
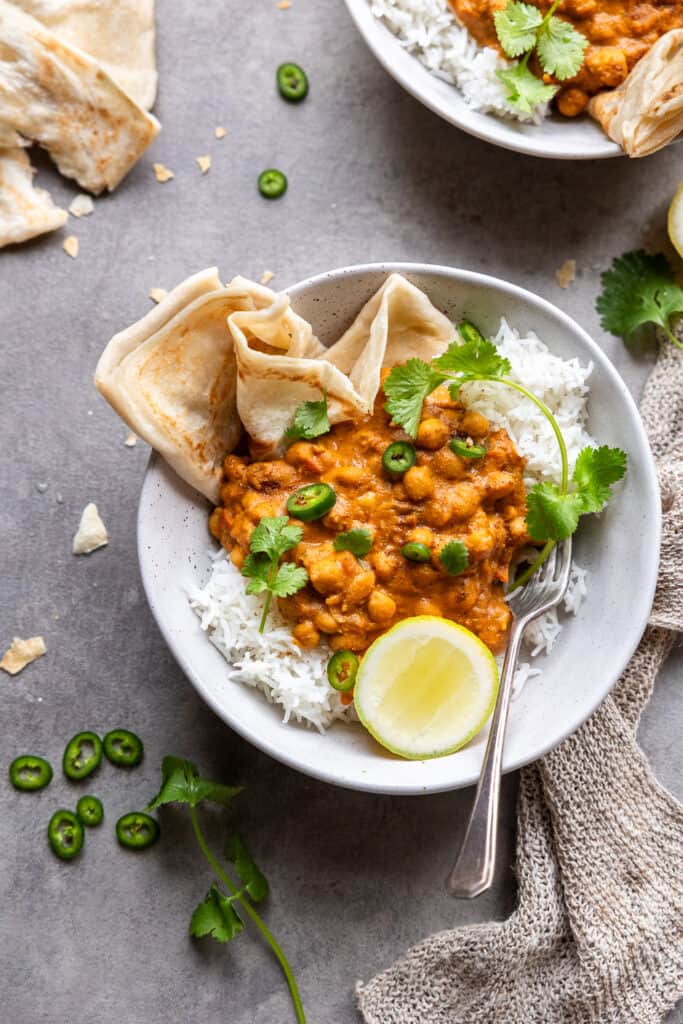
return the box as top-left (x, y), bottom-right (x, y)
top-left (663, 323), bottom-right (683, 350)
top-left (258, 560), bottom-right (279, 634)
top-left (189, 806), bottom-right (306, 1024)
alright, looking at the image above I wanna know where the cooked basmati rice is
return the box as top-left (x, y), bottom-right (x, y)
top-left (189, 320), bottom-right (594, 730)
top-left (368, 0), bottom-right (550, 123)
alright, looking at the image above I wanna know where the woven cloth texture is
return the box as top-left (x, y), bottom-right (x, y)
top-left (357, 339), bottom-right (683, 1024)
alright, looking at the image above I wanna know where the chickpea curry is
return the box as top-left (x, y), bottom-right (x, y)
top-left (449, 0), bottom-right (683, 116)
top-left (210, 375), bottom-right (530, 658)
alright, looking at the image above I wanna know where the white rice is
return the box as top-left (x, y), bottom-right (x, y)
top-left (189, 320), bottom-right (594, 729)
top-left (368, 0), bottom-right (550, 123)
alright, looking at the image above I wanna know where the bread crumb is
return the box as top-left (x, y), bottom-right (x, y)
top-left (69, 194), bottom-right (94, 218)
top-left (124, 432), bottom-right (137, 447)
top-left (277, 1), bottom-right (291, 8)
top-left (214, 126), bottom-right (227, 139)
top-left (149, 287), bottom-right (168, 303)
top-left (555, 259), bottom-right (576, 289)
top-left (63, 235), bottom-right (79, 258)
top-left (153, 162), bottom-right (174, 183)
top-left (73, 503), bottom-right (108, 555)
top-left (260, 270), bottom-right (274, 285)
top-left (1, 636), bottom-right (47, 676)
top-left (196, 155), bottom-right (211, 174)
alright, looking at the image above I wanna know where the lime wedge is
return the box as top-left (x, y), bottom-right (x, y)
top-left (667, 180), bottom-right (683, 259)
top-left (354, 616), bottom-right (499, 760)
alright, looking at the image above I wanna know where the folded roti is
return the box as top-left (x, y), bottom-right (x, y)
top-left (0, 146), bottom-right (67, 247)
top-left (0, 0), bottom-right (160, 194)
top-left (589, 29), bottom-right (683, 158)
top-left (95, 272), bottom-right (455, 502)
top-left (13, 0), bottom-right (157, 110)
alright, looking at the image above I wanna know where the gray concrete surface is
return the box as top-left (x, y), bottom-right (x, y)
top-left (1, 2), bottom-right (681, 1022)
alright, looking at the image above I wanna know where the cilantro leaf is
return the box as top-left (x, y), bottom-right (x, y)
top-left (241, 553), bottom-right (271, 594)
top-left (494, 1), bottom-right (542, 58)
top-left (572, 446), bottom-right (627, 514)
top-left (497, 63), bottom-right (558, 114)
top-left (383, 359), bottom-right (447, 438)
top-left (249, 516), bottom-right (303, 563)
top-left (439, 540), bottom-right (469, 576)
top-left (333, 528), bottom-right (373, 557)
top-left (271, 562), bottom-right (309, 597)
top-left (434, 336), bottom-right (511, 382)
top-left (225, 836), bottom-right (269, 903)
top-left (284, 391), bottom-right (330, 443)
top-left (536, 15), bottom-right (588, 80)
top-left (525, 484), bottom-right (583, 541)
top-left (596, 250), bottom-right (683, 342)
top-left (147, 756), bottom-right (242, 811)
top-left (190, 884), bottom-right (243, 943)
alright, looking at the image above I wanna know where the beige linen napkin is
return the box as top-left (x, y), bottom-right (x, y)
top-left (357, 339), bottom-right (683, 1024)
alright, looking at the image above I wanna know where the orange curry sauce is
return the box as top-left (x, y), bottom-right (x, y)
top-left (210, 376), bottom-right (530, 657)
top-left (449, 0), bottom-right (683, 116)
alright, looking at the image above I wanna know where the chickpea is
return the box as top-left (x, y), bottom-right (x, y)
top-left (403, 465), bottom-right (435, 501)
top-left (416, 417), bottom-right (450, 450)
top-left (509, 515), bottom-right (528, 541)
top-left (466, 528), bottom-right (495, 560)
top-left (460, 411), bottom-right (489, 439)
top-left (557, 87), bottom-right (589, 119)
top-left (345, 569), bottom-right (376, 604)
top-left (230, 546), bottom-right (245, 570)
top-left (564, 0), bottom-right (596, 17)
top-left (208, 508), bottom-right (223, 540)
top-left (484, 471), bottom-right (517, 501)
top-left (369, 549), bottom-right (398, 582)
top-left (358, 491), bottom-right (380, 512)
top-left (292, 621), bottom-right (320, 648)
top-left (314, 609), bottom-right (340, 634)
top-left (333, 464), bottom-right (366, 487)
top-left (585, 45), bottom-right (628, 88)
top-left (309, 556), bottom-right (347, 594)
top-left (367, 590), bottom-right (397, 623)
top-left (448, 482), bottom-right (481, 521)
top-left (284, 440), bottom-right (316, 466)
top-left (407, 526), bottom-right (434, 547)
top-left (416, 597), bottom-right (442, 617)
top-left (433, 448), bottom-right (467, 480)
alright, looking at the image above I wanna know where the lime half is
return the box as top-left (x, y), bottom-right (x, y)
top-left (667, 180), bottom-right (683, 259)
top-left (355, 616), bottom-right (499, 760)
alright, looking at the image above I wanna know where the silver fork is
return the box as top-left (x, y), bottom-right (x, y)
top-left (445, 538), bottom-right (573, 899)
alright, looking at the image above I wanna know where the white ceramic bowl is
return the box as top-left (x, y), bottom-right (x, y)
top-left (137, 263), bottom-right (660, 795)
top-left (343, 0), bottom-right (621, 160)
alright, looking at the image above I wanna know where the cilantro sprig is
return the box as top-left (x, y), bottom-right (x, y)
top-left (333, 527), bottom-right (373, 558)
top-left (494, 0), bottom-right (588, 114)
top-left (241, 516), bottom-right (308, 633)
top-left (596, 250), bottom-right (683, 351)
top-left (383, 323), bottom-right (627, 586)
top-left (148, 757), bottom-right (305, 1023)
top-left (284, 390), bottom-right (330, 442)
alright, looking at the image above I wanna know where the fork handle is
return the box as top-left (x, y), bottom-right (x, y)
top-left (445, 617), bottom-right (526, 898)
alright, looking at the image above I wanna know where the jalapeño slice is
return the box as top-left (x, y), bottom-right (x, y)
top-left (62, 732), bottom-right (103, 781)
top-left (327, 650), bottom-right (359, 692)
top-left (258, 168), bottom-right (288, 199)
top-left (458, 321), bottom-right (486, 346)
top-left (76, 795), bottom-right (104, 827)
top-left (400, 542), bottom-right (432, 563)
top-left (116, 812), bottom-right (160, 851)
top-left (276, 62), bottom-right (309, 102)
top-left (9, 755), bottom-right (53, 791)
top-left (450, 438), bottom-right (487, 459)
top-left (286, 483), bottom-right (336, 521)
top-left (103, 729), bottom-right (144, 768)
top-left (48, 809), bottom-right (84, 860)
top-left (382, 441), bottom-right (416, 477)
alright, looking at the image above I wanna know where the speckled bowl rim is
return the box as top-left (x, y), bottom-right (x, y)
top-left (137, 263), bottom-right (660, 795)
top-left (343, 0), bottom-right (622, 161)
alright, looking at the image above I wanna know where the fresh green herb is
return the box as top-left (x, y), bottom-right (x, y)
top-left (526, 446), bottom-right (627, 542)
top-left (333, 528), bottom-right (373, 558)
top-left (383, 359), bottom-right (447, 438)
top-left (596, 250), bottom-right (683, 351)
top-left (240, 516), bottom-right (308, 633)
top-left (439, 540), bottom-right (469, 576)
top-left (148, 757), bottom-right (305, 1023)
top-left (284, 391), bottom-right (330, 442)
top-left (434, 334), bottom-right (511, 389)
top-left (494, 0), bottom-right (588, 113)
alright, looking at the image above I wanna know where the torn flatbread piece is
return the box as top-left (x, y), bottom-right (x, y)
top-left (1, 635), bottom-right (47, 675)
top-left (95, 272), bottom-right (455, 501)
top-left (589, 30), bottom-right (683, 158)
top-left (14, 0), bottom-right (157, 110)
top-left (0, 0), bottom-right (160, 194)
top-left (0, 146), bottom-right (67, 247)
top-left (73, 502), bottom-right (108, 554)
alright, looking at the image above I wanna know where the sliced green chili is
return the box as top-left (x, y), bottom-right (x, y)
top-left (258, 168), bottom-right (288, 199)
top-left (116, 812), bottom-right (160, 850)
top-left (103, 729), bottom-right (144, 768)
top-left (382, 441), bottom-right (416, 477)
top-left (48, 809), bottom-right (84, 860)
top-left (458, 321), bottom-right (487, 345)
top-left (450, 438), bottom-right (487, 459)
top-left (276, 62), bottom-right (309, 102)
top-left (9, 755), bottom-right (53, 791)
top-left (400, 542), bottom-right (432, 563)
top-left (286, 483), bottom-right (336, 521)
top-left (76, 795), bottom-right (104, 827)
top-left (327, 650), bottom-right (359, 692)
top-left (63, 732), bottom-right (103, 781)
